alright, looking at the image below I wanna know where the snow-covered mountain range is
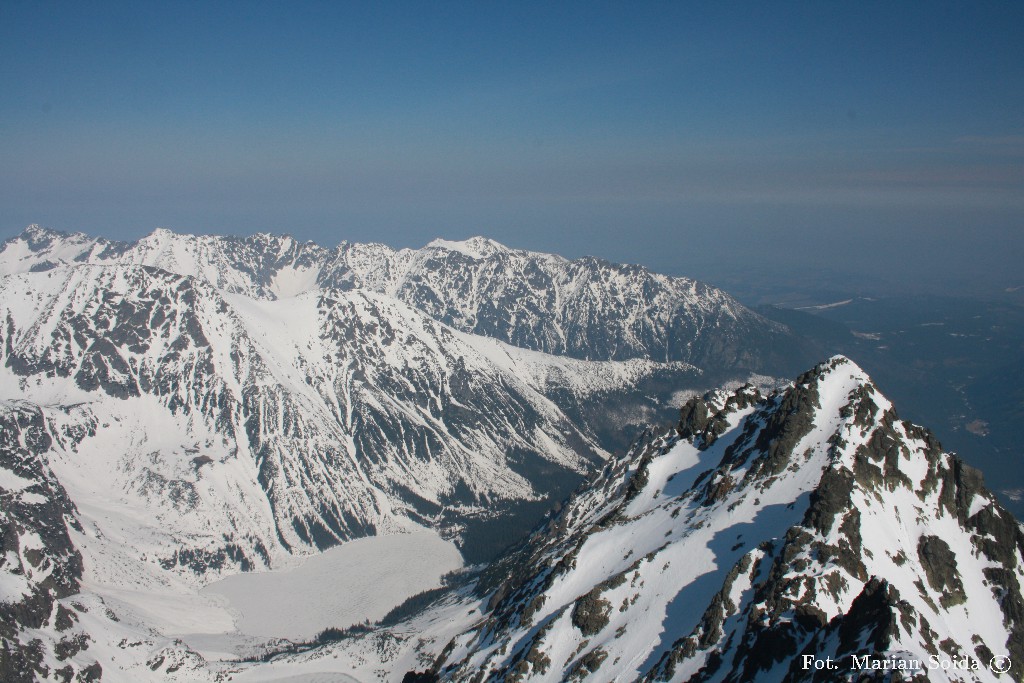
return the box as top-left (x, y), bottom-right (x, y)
top-left (2, 225), bottom-right (804, 372)
top-left (0, 225), bottom-right (808, 568)
top-left (4, 226), bottom-right (1017, 682)
top-left (0, 225), bottom-right (800, 681)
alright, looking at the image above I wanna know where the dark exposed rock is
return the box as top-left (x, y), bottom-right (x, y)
top-left (835, 579), bottom-right (902, 655)
top-left (677, 386), bottom-right (763, 450)
top-left (566, 647), bottom-right (608, 680)
top-left (54, 603), bottom-right (78, 632)
top-left (746, 373), bottom-right (819, 479)
top-left (78, 662), bottom-right (103, 682)
top-left (54, 634), bottom-right (90, 661)
top-left (917, 536), bottom-right (966, 608)
top-left (402, 672), bottom-right (440, 683)
top-left (677, 398), bottom-right (714, 443)
top-left (0, 402), bottom-right (92, 682)
top-left (803, 468), bottom-right (854, 536)
top-left (571, 587), bottom-right (613, 637)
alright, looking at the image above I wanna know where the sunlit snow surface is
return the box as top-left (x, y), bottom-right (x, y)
top-left (240, 676), bottom-right (360, 683)
top-left (201, 531), bottom-right (462, 641)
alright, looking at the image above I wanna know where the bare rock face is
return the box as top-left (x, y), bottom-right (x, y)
top-left (0, 401), bottom-right (97, 682)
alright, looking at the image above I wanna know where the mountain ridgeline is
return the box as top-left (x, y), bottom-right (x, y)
top-left (420, 357), bottom-right (1024, 682)
top-left (4, 226), bottom-right (809, 374)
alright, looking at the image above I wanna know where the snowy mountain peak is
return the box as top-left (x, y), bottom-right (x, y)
top-left (425, 236), bottom-right (510, 260)
top-left (20, 223), bottom-right (57, 240)
top-left (429, 358), bottom-right (1024, 682)
top-left (144, 226), bottom-right (177, 240)
top-left (5, 222), bottom-right (83, 254)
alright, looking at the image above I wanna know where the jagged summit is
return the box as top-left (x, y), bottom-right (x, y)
top-left (143, 226), bottom-right (176, 239)
top-left (427, 356), bottom-right (1024, 682)
top-left (20, 223), bottom-right (57, 239)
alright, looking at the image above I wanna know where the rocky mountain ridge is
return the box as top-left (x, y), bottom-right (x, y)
top-left (418, 356), bottom-right (1024, 682)
top-left (3, 261), bottom-right (688, 574)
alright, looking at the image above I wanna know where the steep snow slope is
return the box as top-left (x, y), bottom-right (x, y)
top-left (425, 357), bottom-right (1024, 682)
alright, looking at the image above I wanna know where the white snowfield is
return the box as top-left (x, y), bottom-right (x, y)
top-left (68, 530), bottom-right (461, 645)
top-left (200, 531), bottom-right (462, 641)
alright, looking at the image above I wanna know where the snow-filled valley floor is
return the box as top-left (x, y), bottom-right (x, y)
top-left (89, 530), bottom-right (462, 662)
top-left (199, 531), bottom-right (462, 643)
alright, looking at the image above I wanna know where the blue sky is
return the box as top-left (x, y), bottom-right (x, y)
top-left (2, 1), bottom-right (1022, 293)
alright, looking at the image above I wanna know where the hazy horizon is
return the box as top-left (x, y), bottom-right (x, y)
top-left (3, 2), bottom-right (1022, 296)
